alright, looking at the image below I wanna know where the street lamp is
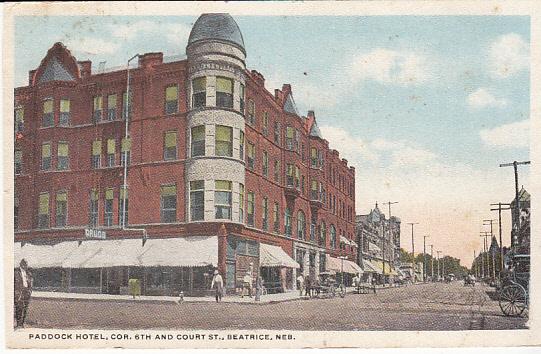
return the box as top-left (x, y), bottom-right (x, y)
top-left (423, 235), bottom-right (429, 282)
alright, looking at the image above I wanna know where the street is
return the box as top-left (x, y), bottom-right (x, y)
top-left (24, 282), bottom-right (527, 331)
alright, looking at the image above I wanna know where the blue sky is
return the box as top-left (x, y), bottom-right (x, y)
top-left (14, 15), bottom-right (530, 264)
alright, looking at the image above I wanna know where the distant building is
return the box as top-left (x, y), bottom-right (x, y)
top-left (510, 187), bottom-right (530, 253)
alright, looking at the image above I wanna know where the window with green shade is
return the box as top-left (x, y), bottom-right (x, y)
top-left (286, 164), bottom-right (294, 187)
top-left (285, 126), bottom-right (294, 150)
top-left (247, 99), bottom-right (255, 125)
top-left (59, 99), bottom-right (71, 126)
top-left (165, 85), bottom-right (179, 114)
top-left (215, 180), bottom-right (232, 220)
top-left (119, 187), bottom-right (129, 226)
top-left (38, 192), bottom-right (50, 229)
top-left (42, 99), bottom-right (54, 127)
top-left (91, 140), bottom-right (101, 169)
top-left (164, 131), bottom-right (177, 160)
top-left (247, 192), bottom-right (255, 226)
top-left (56, 191), bottom-right (68, 227)
top-left (57, 142), bottom-right (69, 170)
top-left (190, 180), bottom-right (204, 221)
top-left (107, 94), bottom-right (117, 121)
top-left (15, 107), bottom-right (24, 133)
top-left (106, 139), bottom-right (115, 167)
top-left (93, 96), bottom-right (103, 122)
top-left (191, 125), bottom-right (205, 157)
top-left (262, 112), bottom-right (269, 135)
top-left (104, 188), bottom-right (114, 226)
top-left (192, 77), bottom-right (206, 108)
top-left (330, 224), bottom-right (337, 248)
top-left (215, 125), bottom-right (232, 157)
top-left (274, 122), bottom-right (281, 145)
top-left (41, 142), bottom-right (51, 171)
top-left (89, 189), bottom-right (99, 227)
top-left (216, 77), bottom-right (233, 108)
top-left (161, 184), bottom-right (177, 223)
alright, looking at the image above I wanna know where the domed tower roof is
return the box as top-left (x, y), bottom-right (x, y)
top-left (188, 13), bottom-right (245, 54)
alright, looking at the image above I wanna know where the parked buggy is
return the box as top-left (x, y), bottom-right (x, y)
top-left (311, 271), bottom-right (346, 298)
top-left (499, 254), bottom-right (529, 317)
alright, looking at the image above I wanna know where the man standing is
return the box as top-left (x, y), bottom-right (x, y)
top-left (242, 271), bottom-right (253, 298)
top-left (14, 259), bottom-right (32, 328)
top-left (210, 270), bottom-right (224, 302)
top-left (296, 274), bottom-right (304, 296)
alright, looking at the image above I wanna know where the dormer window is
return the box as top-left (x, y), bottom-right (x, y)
top-left (15, 107), bottom-right (24, 133)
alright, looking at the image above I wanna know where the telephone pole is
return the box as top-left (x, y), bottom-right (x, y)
top-left (491, 203), bottom-right (511, 274)
top-left (407, 222), bottom-right (419, 259)
top-left (499, 160), bottom-right (530, 247)
top-left (383, 201), bottom-right (398, 287)
top-left (473, 250), bottom-right (477, 278)
top-left (480, 231), bottom-right (490, 280)
top-left (430, 244), bottom-right (434, 281)
top-left (436, 250), bottom-right (442, 280)
top-left (423, 235), bottom-right (429, 282)
top-left (483, 219), bottom-right (496, 281)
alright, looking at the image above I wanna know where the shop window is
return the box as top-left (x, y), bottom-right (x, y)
top-left (239, 83), bottom-right (245, 114)
top-left (161, 184), bottom-right (177, 223)
top-left (42, 99), bottom-right (54, 127)
top-left (38, 192), bottom-right (50, 229)
top-left (262, 151), bottom-right (268, 177)
top-left (239, 183), bottom-right (244, 223)
top-left (284, 208), bottom-right (292, 237)
top-left (41, 142), bottom-right (51, 171)
top-left (93, 96), bottom-right (103, 122)
top-left (15, 107), bottom-right (24, 133)
top-left (104, 188), bottom-right (114, 226)
top-left (216, 77), bottom-right (233, 108)
top-left (273, 202), bottom-right (279, 232)
top-left (190, 180), bottom-right (204, 221)
top-left (91, 140), bottom-right (102, 169)
top-left (164, 131), bottom-right (177, 160)
top-left (247, 99), bottom-right (255, 125)
top-left (165, 85), bottom-right (179, 114)
top-left (119, 187), bottom-right (129, 226)
top-left (57, 141), bottom-right (69, 170)
top-left (297, 210), bottom-right (306, 240)
top-left (56, 191), bottom-right (68, 227)
top-left (262, 112), bottom-right (269, 135)
top-left (106, 139), bottom-right (115, 167)
top-left (121, 137), bottom-right (131, 166)
top-left (59, 99), bottom-right (71, 126)
top-left (89, 189), bottom-right (99, 227)
top-left (215, 180), bottom-right (232, 220)
top-left (330, 224), bottom-right (337, 248)
top-left (274, 160), bottom-right (280, 183)
top-left (311, 180), bottom-right (318, 200)
top-left (239, 130), bottom-right (244, 160)
top-left (262, 197), bottom-right (268, 230)
top-left (15, 149), bottom-right (22, 175)
top-left (274, 122), bottom-right (281, 145)
top-left (192, 77), bottom-right (206, 108)
top-left (247, 192), bottom-right (254, 226)
top-left (215, 125), bottom-right (233, 157)
top-left (191, 125), bottom-right (205, 157)
top-left (246, 142), bottom-right (255, 170)
top-left (107, 94), bottom-right (117, 121)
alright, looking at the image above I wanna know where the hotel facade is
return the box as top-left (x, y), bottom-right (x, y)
top-left (14, 14), bottom-right (358, 296)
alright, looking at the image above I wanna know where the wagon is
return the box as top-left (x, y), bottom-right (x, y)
top-left (311, 271), bottom-right (346, 298)
top-left (499, 254), bottom-right (529, 317)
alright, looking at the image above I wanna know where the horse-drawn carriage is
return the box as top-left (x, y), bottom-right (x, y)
top-left (499, 254), bottom-right (529, 317)
top-left (310, 271), bottom-right (346, 298)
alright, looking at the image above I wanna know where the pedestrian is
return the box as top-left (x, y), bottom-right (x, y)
top-left (296, 274), bottom-right (304, 296)
top-left (14, 258), bottom-right (32, 328)
top-left (242, 271), bottom-right (252, 298)
top-left (304, 275), bottom-right (311, 297)
top-left (210, 270), bottom-right (224, 302)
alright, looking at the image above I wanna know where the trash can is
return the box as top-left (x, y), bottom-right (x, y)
top-left (128, 278), bottom-right (141, 298)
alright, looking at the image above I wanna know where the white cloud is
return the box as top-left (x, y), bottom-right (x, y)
top-left (64, 37), bottom-right (120, 56)
top-left (319, 126), bottom-right (378, 163)
top-left (111, 21), bottom-right (191, 46)
top-left (480, 120), bottom-right (530, 148)
top-left (467, 88), bottom-right (507, 109)
top-left (111, 20), bottom-right (157, 40)
top-left (489, 33), bottom-right (529, 79)
top-left (351, 48), bottom-right (432, 86)
top-left (390, 145), bottom-right (437, 167)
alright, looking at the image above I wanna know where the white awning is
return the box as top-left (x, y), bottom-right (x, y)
top-left (62, 239), bottom-right (144, 268)
top-left (260, 243), bottom-right (299, 268)
top-left (362, 259), bottom-right (382, 274)
top-left (340, 238), bottom-right (356, 247)
top-left (368, 242), bottom-right (381, 253)
top-left (140, 236), bottom-right (218, 267)
top-left (326, 256), bottom-right (363, 274)
top-left (15, 241), bottom-right (79, 268)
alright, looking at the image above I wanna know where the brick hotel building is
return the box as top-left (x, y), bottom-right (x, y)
top-left (14, 14), bottom-right (358, 295)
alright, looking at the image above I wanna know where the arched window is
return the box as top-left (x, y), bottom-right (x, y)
top-left (297, 210), bottom-right (305, 240)
top-left (330, 224), bottom-right (336, 249)
top-left (284, 208), bottom-right (292, 237)
top-left (320, 221), bottom-right (327, 246)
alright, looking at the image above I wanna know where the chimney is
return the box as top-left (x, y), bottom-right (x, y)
top-left (250, 70), bottom-right (265, 87)
top-left (138, 52), bottom-right (163, 69)
top-left (78, 61), bottom-right (92, 78)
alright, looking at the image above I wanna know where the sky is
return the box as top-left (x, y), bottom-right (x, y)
top-left (13, 15), bottom-right (531, 266)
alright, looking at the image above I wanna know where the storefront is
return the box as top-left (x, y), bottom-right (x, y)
top-left (259, 243), bottom-right (299, 293)
top-left (326, 255), bottom-right (363, 286)
top-left (292, 242), bottom-right (326, 288)
top-left (225, 236), bottom-right (259, 294)
top-left (360, 259), bottom-right (382, 284)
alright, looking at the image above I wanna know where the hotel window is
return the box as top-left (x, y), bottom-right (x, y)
top-left (41, 142), bottom-right (51, 171)
top-left (320, 221), bottom-right (327, 246)
top-left (239, 130), bottom-right (245, 160)
top-left (262, 112), bottom-right (269, 135)
top-left (119, 187), bottom-right (129, 226)
top-left (93, 96), bottom-right (103, 122)
top-left (42, 98), bottom-right (54, 127)
top-left (164, 131), bottom-right (177, 160)
top-left (215, 125), bottom-right (233, 157)
top-left (104, 188), bottom-right (114, 226)
top-left (106, 139), bottom-right (116, 167)
top-left (15, 149), bottom-right (22, 175)
top-left (57, 142), bottom-right (69, 170)
top-left (273, 202), bottom-right (279, 232)
top-left (91, 140), bottom-right (102, 169)
top-left (310, 148), bottom-right (318, 168)
top-left (215, 180), bottom-right (232, 220)
top-left (239, 83), bottom-right (245, 113)
top-left (190, 180), bottom-right (204, 221)
top-left (247, 99), bottom-right (255, 125)
top-left (285, 126), bottom-right (294, 150)
top-left (38, 192), bottom-right (50, 229)
top-left (15, 107), bottom-right (24, 133)
top-left (286, 164), bottom-right (294, 187)
top-left (262, 197), bottom-right (269, 230)
top-left (59, 99), bottom-right (71, 126)
top-left (311, 180), bottom-right (318, 200)
top-left (107, 94), bottom-right (117, 121)
top-left (262, 151), bottom-right (268, 177)
top-left (160, 184), bottom-right (177, 223)
top-left (216, 77), bottom-right (233, 108)
top-left (246, 142), bottom-right (255, 170)
top-left (274, 160), bottom-right (280, 183)
top-left (330, 224), bottom-right (337, 248)
top-left (192, 77), bottom-right (207, 108)
top-left (121, 137), bottom-right (131, 166)
top-left (122, 92), bottom-right (132, 120)
top-left (191, 125), bottom-right (205, 157)
top-left (284, 208), bottom-right (292, 237)
top-left (274, 122), bottom-right (281, 145)
top-left (89, 189), bottom-right (99, 227)
top-left (239, 183), bottom-right (244, 223)
top-left (297, 210), bottom-right (305, 240)
top-left (247, 192), bottom-right (255, 226)
top-left (165, 85), bottom-right (179, 114)
top-left (56, 191), bottom-right (67, 227)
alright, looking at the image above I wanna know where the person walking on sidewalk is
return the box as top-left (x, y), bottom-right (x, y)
top-left (14, 259), bottom-right (32, 328)
top-left (242, 271), bottom-right (253, 298)
top-left (296, 274), bottom-right (304, 296)
top-left (210, 270), bottom-right (224, 302)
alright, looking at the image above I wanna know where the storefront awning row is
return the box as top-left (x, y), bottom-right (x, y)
top-left (14, 236), bottom-right (218, 269)
top-left (372, 260), bottom-right (399, 276)
top-left (260, 243), bottom-right (300, 268)
top-left (326, 256), bottom-right (363, 274)
top-left (362, 259), bottom-right (382, 274)
top-left (340, 238), bottom-right (356, 247)
top-left (368, 242), bottom-right (381, 253)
